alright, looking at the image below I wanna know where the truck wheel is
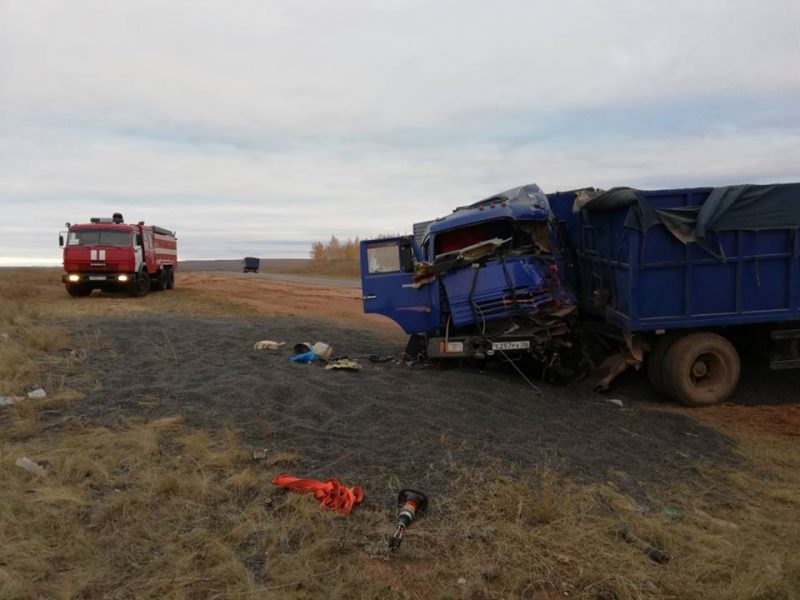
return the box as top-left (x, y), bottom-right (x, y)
top-left (166, 269), bottom-right (175, 290)
top-left (663, 332), bottom-right (740, 406)
top-left (646, 334), bottom-right (677, 397)
top-left (130, 270), bottom-right (151, 297)
top-left (66, 284), bottom-right (91, 297)
top-left (151, 269), bottom-right (167, 291)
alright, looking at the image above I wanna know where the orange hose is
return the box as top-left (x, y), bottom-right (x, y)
top-left (272, 474), bottom-right (365, 515)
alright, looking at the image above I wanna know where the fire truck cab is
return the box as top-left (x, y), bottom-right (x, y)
top-left (59, 213), bottom-right (178, 297)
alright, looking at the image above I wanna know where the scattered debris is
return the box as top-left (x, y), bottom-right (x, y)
top-left (15, 456), bottom-right (49, 477)
top-left (0, 332), bottom-right (9, 341)
top-left (289, 351), bottom-right (319, 363)
top-left (252, 448), bottom-right (268, 460)
top-left (253, 340), bottom-right (285, 351)
top-left (272, 474), bottom-right (364, 515)
top-left (311, 341), bottom-right (333, 360)
top-left (368, 355), bottom-right (393, 363)
top-left (457, 577), bottom-right (467, 585)
top-left (27, 388), bottom-right (47, 400)
top-left (617, 527), bottom-right (670, 563)
top-left (695, 508), bottom-right (739, 531)
top-left (389, 489), bottom-right (428, 553)
top-left (0, 396), bottom-right (24, 407)
top-left (660, 506), bottom-right (684, 523)
top-left (325, 359), bottom-right (362, 371)
top-left (293, 342), bottom-right (312, 354)
top-left (605, 398), bottom-right (624, 408)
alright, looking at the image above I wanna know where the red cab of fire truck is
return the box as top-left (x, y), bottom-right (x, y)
top-left (59, 213), bottom-right (178, 297)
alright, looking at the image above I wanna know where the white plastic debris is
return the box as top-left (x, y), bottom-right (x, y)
top-left (252, 448), bottom-right (268, 460)
top-left (0, 396), bottom-right (24, 406)
top-left (27, 388), bottom-right (47, 400)
top-left (457, 577), bottom-right (467, 585)
top-left (311, 342), bottom-right (333, 360)
top-left (15, 456), bottom-right (48, 477)
top-left (253, 340), bottom-right (285, 351)
top-left (606, 398), bottom-right (624, 408)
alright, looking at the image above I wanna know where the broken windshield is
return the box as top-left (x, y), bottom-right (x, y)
top-left (433, 219), bottom-right (550, 259)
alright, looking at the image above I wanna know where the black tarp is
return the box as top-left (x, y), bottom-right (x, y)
top-left (575, 183), bottom-right (800, 243)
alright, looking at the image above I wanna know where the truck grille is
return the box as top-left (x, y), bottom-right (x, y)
top-left (449, 286), bottom-right (558, 326)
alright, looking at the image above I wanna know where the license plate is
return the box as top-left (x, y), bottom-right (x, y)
top-left (491, 341), bottom-right (530, 351)
top-left (89, 275), bottom-right (106, 281)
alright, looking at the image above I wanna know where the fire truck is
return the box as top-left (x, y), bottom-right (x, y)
top-left (59, 213), bottom-right (178, 297)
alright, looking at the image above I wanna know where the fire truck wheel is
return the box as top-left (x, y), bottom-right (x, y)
top-left (166, 268), bottom-right (175, 290)
top-left (66, 283), bottom-right (91, 297)
top-left (663, 332), bottom-right (740, 406)
top-left (130, 270), bottom-right (151, 297)
top-left (151, 269), bottom-right (167, 291)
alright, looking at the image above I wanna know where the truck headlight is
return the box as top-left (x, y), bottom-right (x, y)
top-left (68, 274), bottom-right (80, 282)
top-left (445, 341), bottom-right (463, 353)
top-left (117, 274), bottom-right (129, 282)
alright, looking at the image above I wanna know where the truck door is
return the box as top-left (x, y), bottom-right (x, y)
top-left (360, 236), bottom-right (438, 334)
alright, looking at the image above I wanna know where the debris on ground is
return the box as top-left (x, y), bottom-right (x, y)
top-left (15, 456), bottom-right (49, 477)
top-left (293, 342), bottom-right (312, 354)
top-left (311, 341), bottom-right (333, 360)
top-left (606, 398), bottom-right (624, 408)
top-left (368, 354), bottom-right (394, 363)
top-left (252, 448), bottom-right (268, 460)
top-left (389, 489), bottom-right (428, 553)
top-left (0, 332), bottom-right (9, 341)
top-left (27, 388), bottom-right (47, 400)
top-left (617, 527), bottom-right (670, 563)
top-left (289, 351), bottom-right (319, 363)
top-left (694, 508), bottom-right (739, 530)
top-left (272, 474), bottom-right (364, 515)
top-left (253, 340), bottom-right (285, 351)
top-left (0, 396), bottom-right (24, 407)
top-left (325, 359), bottom-right (362, 371)
top-left (660, 506), bottom-right (684, 523)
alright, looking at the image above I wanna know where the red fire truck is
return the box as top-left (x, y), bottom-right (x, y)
top-left (59, 213), bottom-right (178, 297)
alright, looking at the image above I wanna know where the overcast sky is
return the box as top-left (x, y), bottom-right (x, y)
top-left (2, 0), bottom-right (799, 264)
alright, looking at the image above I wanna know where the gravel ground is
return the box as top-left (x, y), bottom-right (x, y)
top-left (48, 314), bottom-right (754, 509)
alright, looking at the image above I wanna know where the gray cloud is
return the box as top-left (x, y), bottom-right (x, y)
top-left (1, 0), bottom-right (799, 264)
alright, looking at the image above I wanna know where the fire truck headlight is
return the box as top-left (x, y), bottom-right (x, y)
top-left (68, 274), bottom-right (80, 282)
top-left (117, 274), bottom-right (129, 282)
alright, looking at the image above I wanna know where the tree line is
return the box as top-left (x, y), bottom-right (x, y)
top-left (309, 234), bottom-right (401, 261)
top-left (309, 236), bottom-right (360, 261)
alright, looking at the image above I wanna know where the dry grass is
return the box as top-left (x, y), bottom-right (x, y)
top-left (274, 260), bottom-right (360, 279)
top-left (1, 268), bottom-right (798, 599)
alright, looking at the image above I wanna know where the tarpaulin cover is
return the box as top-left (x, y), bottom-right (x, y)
top-left (576, 183), bottom-right (800, 243)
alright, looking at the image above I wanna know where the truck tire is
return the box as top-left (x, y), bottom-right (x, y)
top-left (130, 270), bottom-right (151, 297)
top-left (662, 332), bottom-right (740, 406)
top-left (151, 269), bottom-right (167, 291)
top-left (646, 334), bottom-right (677, 397)
top-left (66, 283), bottom-right (91, 297)
top-left (166, 268), bottom-right (175, 290)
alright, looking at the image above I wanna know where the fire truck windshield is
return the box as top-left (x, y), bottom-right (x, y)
top-left (67, 230), bottom-right (131, 247)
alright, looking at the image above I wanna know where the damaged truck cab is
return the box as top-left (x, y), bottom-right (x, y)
top-left (360, 184), bottom-right (577, 372)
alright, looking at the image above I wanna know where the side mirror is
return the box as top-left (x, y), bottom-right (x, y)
top-left (400, 244), bottom-right (415, 273)
top-left (136, 233), bottom-right (143, 246)
top-left (59, 234), bottom-right (64, 247)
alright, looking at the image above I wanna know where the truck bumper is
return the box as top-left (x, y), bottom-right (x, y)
top-left (62, 272), bottom-right (133, 285)
top-left (426, 335), bottom-right (539, 359)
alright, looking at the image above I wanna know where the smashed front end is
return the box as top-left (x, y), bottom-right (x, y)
top-left (418, 185), bottom-right (578, 377)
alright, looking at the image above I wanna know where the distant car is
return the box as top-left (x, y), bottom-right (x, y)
top-left (243, 257), bottom-right (260, 273)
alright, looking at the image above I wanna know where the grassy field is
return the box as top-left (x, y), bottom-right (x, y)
top-left (1, 268), bottom-right (798, 599)
top-left (273, 259), bottom-right (360, 279)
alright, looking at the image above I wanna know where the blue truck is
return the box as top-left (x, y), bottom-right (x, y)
top-left (243, 257), bottom-right (260, 273)
top-left (360, 182), bottom-right (800, 406)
